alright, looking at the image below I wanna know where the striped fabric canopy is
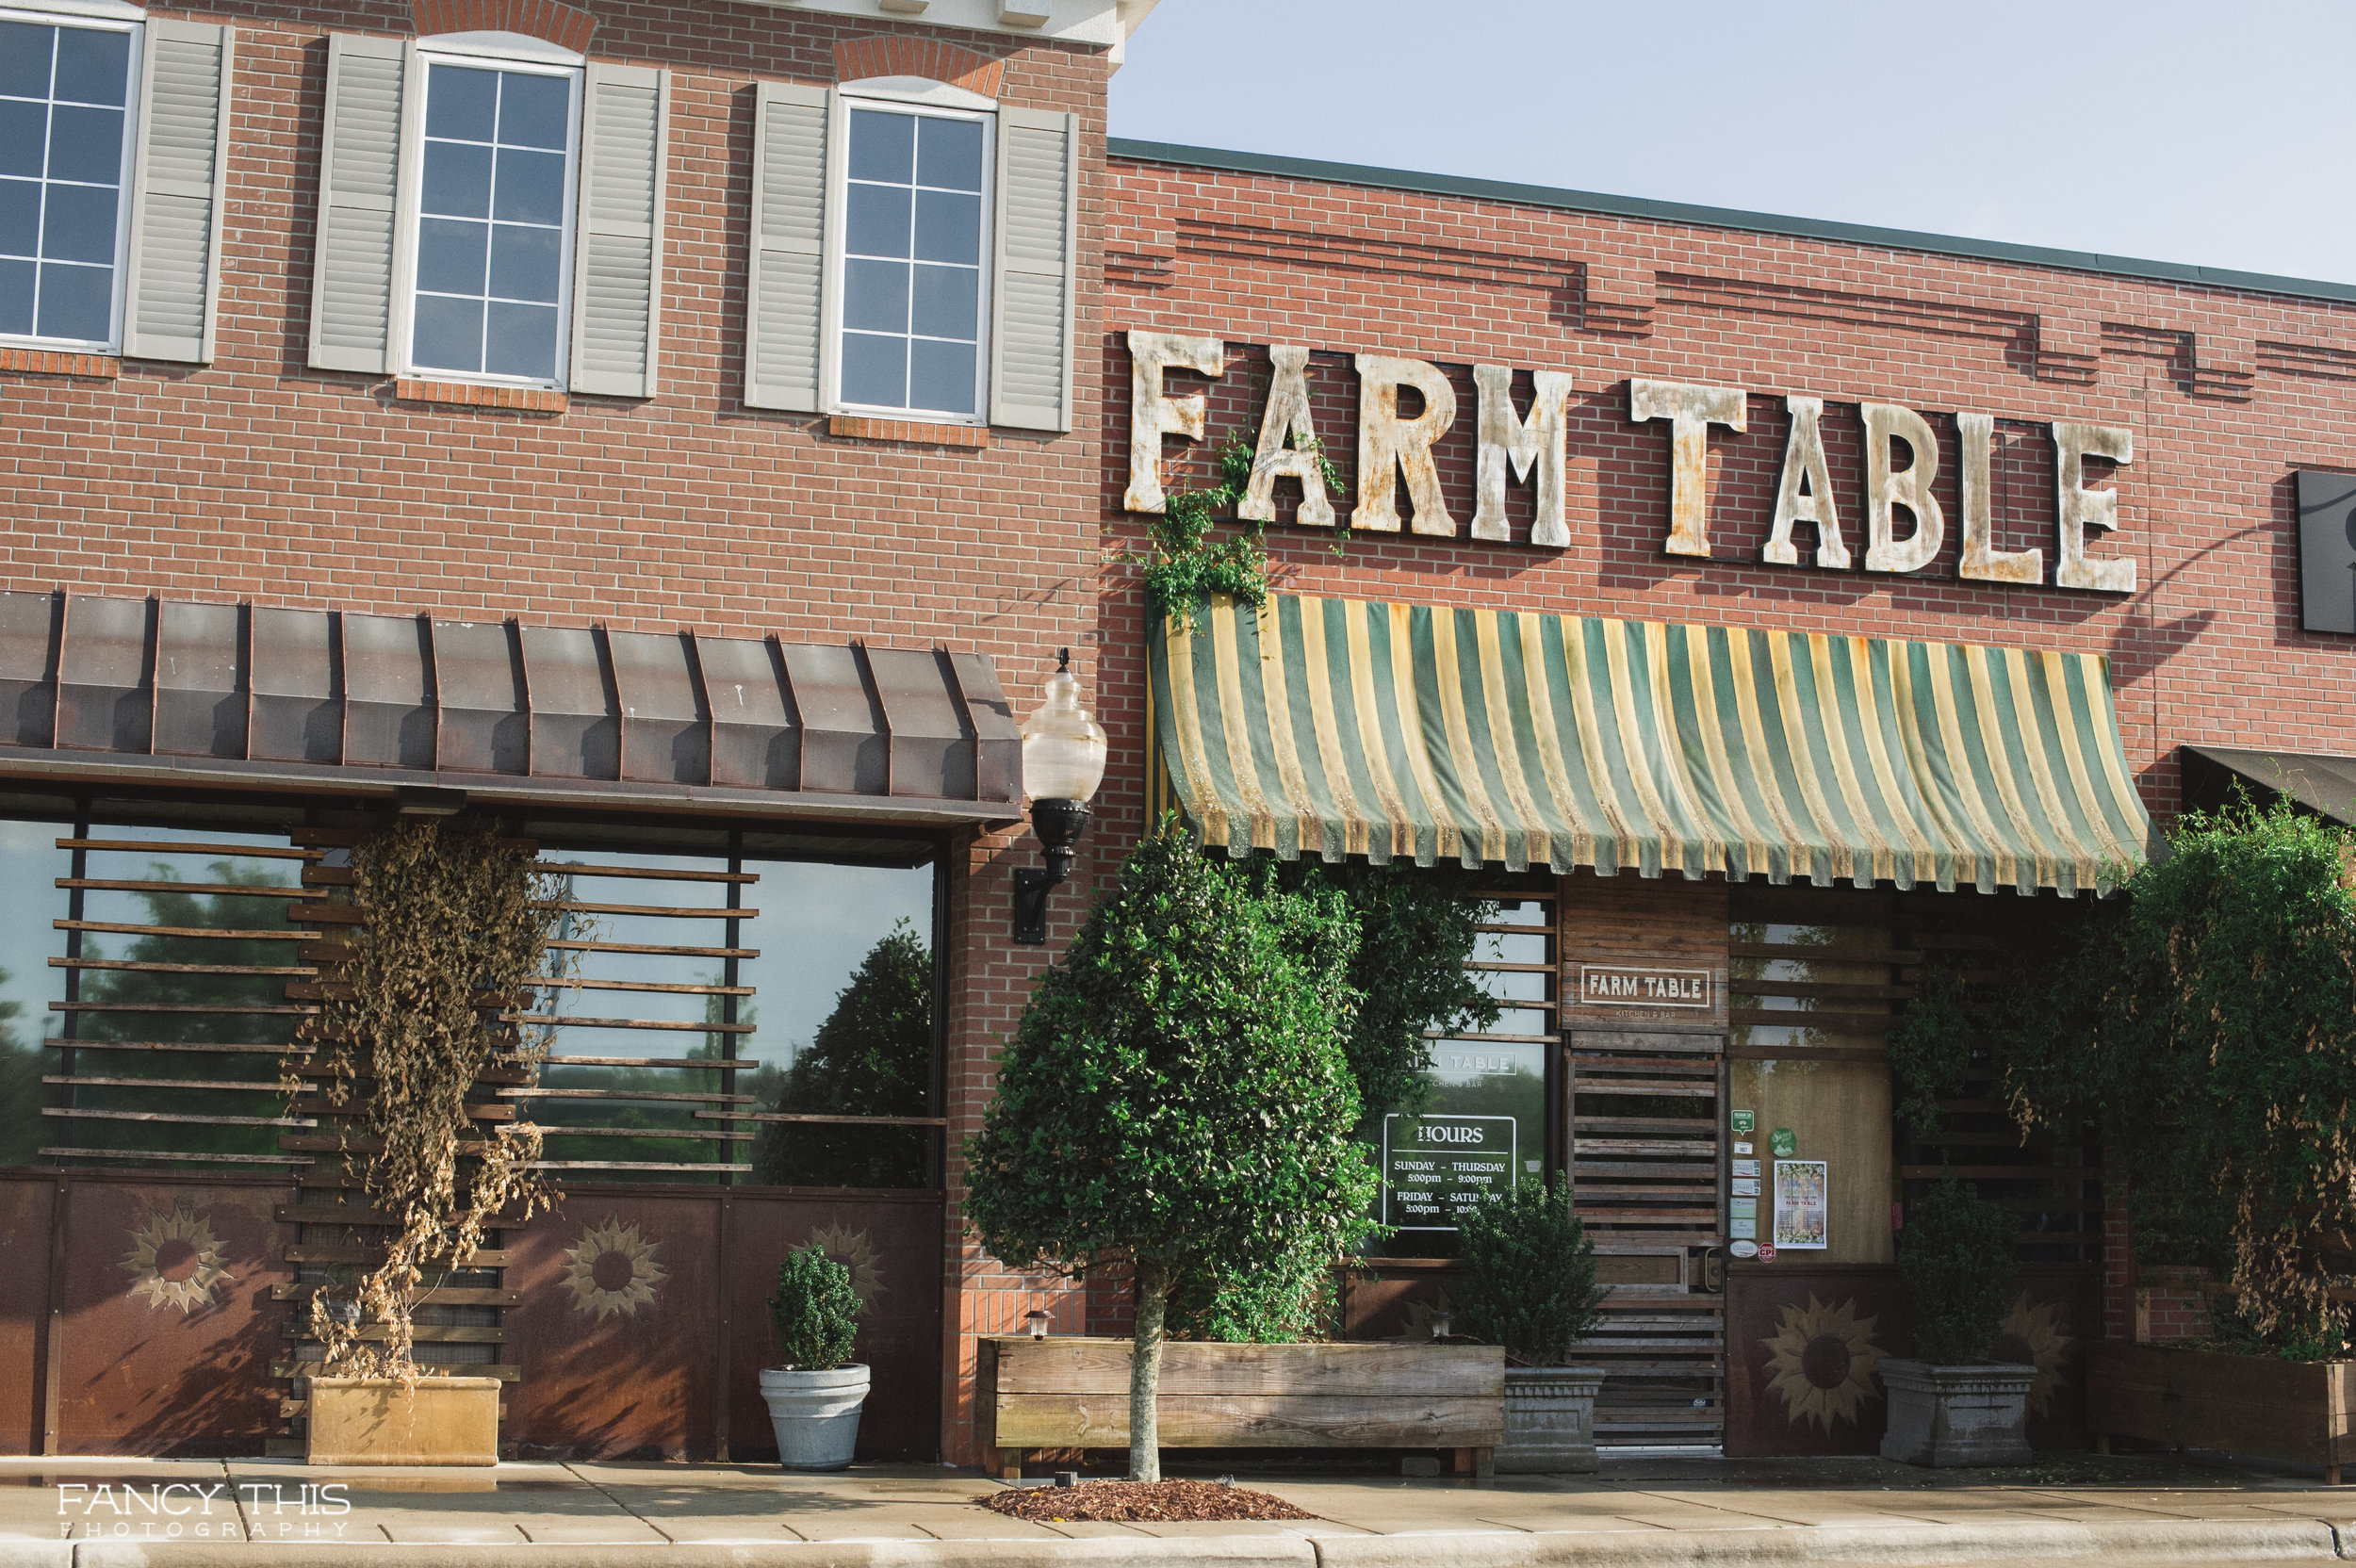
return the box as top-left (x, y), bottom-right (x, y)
top-left (1146, 595), bottom-right (2150, 895)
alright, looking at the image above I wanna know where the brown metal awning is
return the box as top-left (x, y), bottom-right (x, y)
top-left (0, 591), bottom-right (1022, 825)
top-left (2181, 744), bottom-right (2356, 825)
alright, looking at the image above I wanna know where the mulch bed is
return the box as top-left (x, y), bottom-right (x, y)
top-left (982, 1478), bottom-right (1318, 1523)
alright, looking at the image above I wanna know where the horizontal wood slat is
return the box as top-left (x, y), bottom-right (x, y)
top-left (993, 1394), bottom-right (1502, 1449)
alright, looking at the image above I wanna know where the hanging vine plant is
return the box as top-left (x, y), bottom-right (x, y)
top-left (287, 816), bottom-right (575, 1381)
top-left (1121, 434), bottom-right (1348, 624)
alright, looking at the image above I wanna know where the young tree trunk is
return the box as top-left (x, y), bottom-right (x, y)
top-left (1128, 1257), bottom-right (1170, 1482)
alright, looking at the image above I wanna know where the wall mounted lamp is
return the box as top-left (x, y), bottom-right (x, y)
top-left (1013, 648), bottom-right (1107, 944)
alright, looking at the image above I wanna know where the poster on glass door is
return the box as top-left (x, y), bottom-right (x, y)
top-left (1772, 1158), bottom-right (1829, 1250)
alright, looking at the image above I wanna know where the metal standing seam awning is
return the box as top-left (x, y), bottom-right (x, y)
top-left (1147, 594), bottom-right (2151, 896)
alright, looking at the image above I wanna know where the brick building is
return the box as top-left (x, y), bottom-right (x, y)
top-left (0, 0), bottom-right (2348, 1463)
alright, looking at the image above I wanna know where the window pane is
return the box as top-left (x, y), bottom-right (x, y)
top-left (488, 223), bottom-right (560, 302)
top-left (0, 820), bottom-right (68, 1169)
top-left (0, 257), bottom-right (30, 335)
top-left (844, 181), bottom-right (909, 260)
top-left (417, 216), bottom-right (487, 295)
top-left (0, 179), bottom-right (37, 257)
top-left (412, 292), bottom-right (483, 372)
top-left (843, 257), bottom-right (908, 335)
top-left (909, 262), bottom-right (974, 341)
top-left (840, 331), bottom-right (906, 408)
top-left (426, 63), bottom-right (498, 140)
top-left (916, 116), bottom-right (983, 192)
top-left (51, 26), bottom-right (127, 106)
top-left (908, 336), bottom-right (973, 416)
top-left (36, 267), bottom-right (108, 341)
top-left (491, 146), bottom-right (564, 225)
top-left (0, 22), bottom-right (53, 99)
top-left (846, 107), bottom-right (913, 184)
top-left (912, 188), bottom-right (979, 266)
top-left (497, 72), bottom-right (569, 151)
top-left (41, 183), bottom-right (116, 263)
top-left (46, 105), bottom-right (123, 184)
top-left (485, 300), bottom-right (557, 379)
top-left (0, 102), bottom-right (43, 180)
top-left (421, 139), bottom-right (492, 218)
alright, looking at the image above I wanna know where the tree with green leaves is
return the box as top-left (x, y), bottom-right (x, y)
top-left (962, 821), bottom-right (1378, 1479)
top-left (754, 922), bottom-right (932, 1188)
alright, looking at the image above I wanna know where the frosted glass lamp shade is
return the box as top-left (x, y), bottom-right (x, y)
top-left (1021, 663), bottom-right (1107, 804)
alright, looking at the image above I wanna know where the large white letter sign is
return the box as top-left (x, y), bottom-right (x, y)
top-left (1123, 330), bottom-right (1224, 514)
top-left (2053, 421), bottom-right (2136, 593)
top-left (1761, 395), bottom-right (1849, 569)
top-left (1629, 379), bottom-right (1745, 558)
top-left (1237, 345), bottom-right (1335, 531)
top-left (1352, 354), bottom-right (1458, 535)
top-left (1472, 365), bottom-right (1577, 547)
top-left (1861, 401), bottom-right (1945, 574)
top-left (1956, 411), bottom-right (2041, 584)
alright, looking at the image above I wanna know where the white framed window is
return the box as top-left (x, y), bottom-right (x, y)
top-left (0, 8), bottom-right (141, 352)
top-left (829, 96), bottom-right (992, 422)
top-left (399, 48), bottom-right (581, 388)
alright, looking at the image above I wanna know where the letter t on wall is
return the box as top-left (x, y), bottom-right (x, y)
top-left (1123, 330), bottom-right (1225, 514)
top-left (1629, 379), bottom-right (1745, 557)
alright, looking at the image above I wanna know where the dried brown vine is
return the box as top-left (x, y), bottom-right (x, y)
top-left (286, 817), bottom-right (573, 1382)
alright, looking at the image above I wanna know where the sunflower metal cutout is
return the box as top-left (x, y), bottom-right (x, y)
top-left (1993, 1292), bottom-right (2075, 1418)
top-left (1761, 1293), bottom-right (1887, 1431)
top-left (121, 1203), bottom-right (230, 1314)
top-left (806, 1220), bottom-right (885, 1307)
top-left (562, 1215), bottom-right (669, 1321)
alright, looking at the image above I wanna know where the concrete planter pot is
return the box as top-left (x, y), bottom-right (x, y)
top-left (1877, 1359), bottom-right (2034, 1467)
top-left (306, 1376), bottom-right (500, 1466)
top-left (1497, 1366), bottom-right (1605, 1473)
top-left (761, 1364), bottom-right (869, 1471)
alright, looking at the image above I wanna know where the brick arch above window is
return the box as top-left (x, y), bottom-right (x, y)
top-left (413, 0), bottom-right (596, 55)
top-left (832, 34), bottom-right (1004, 99)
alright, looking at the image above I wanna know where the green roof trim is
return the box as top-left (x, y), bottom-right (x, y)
top-left (1108, 138), bottom-right (2356, 309)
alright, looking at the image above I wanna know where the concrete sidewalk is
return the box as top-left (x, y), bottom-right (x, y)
top-left (0, 1451), bottom-right (2348, 1567)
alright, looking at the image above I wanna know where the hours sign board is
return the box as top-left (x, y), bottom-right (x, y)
top-left (1381, 1114), bottom-right (1515, 1231)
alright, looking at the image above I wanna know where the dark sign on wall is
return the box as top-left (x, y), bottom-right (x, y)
top-left (2298, 470), bottom-right (2356, 635)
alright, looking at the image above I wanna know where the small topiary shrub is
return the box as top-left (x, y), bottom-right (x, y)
top-left (1455, 1178), bottom-right (1606, 1365)
top-left (769, 1247), bottom-right (859, 1371)
top-left (1897, 1180), bottom-right (2018, 1364)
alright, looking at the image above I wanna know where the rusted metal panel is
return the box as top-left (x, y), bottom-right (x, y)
top-left (519, 625), bottom-right (619, 781)
top-left (697, 634), bottom-right (798, 792)
top-left (153, 600), bottom-right (247, 760)
top-left (0, 590), bottom-right (61, 750)
top-left (0, 1175), bottom-right (55, 1454)
top-left (57, 596), bottom-right (155, 754)
top-left (610, 629), bottom-right (708, 786)
top-left (782, 643), bottom-right (887, 796)
top-left (53, 1177), bottom-right (289, 1457)
top-left (724, 1192), bottom-right (945, 1462)
top-left (434, 620), bottom-right (529, 776)
top-left (341, 612), bottom-right (435, 770)
top-left (1352, 353), bottom-right (1457, 536)
top-left (867, 647), bottom-right (970, 800)
top-left (248, 606), bottom-right (341, 765)
top-left (946, 651), bottom-right (1020, 803)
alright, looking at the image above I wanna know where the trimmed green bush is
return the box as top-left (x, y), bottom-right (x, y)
top-left (1897, 1180), bottom-right (2018, 1364)
top-left (1455, 1178), bottom-right (1606, 1366)
top-left (769, 1247), bottom-right (859, 1371)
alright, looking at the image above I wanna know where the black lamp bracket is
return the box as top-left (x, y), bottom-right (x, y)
top-left (1013, 797), bottom-right (1091, 944)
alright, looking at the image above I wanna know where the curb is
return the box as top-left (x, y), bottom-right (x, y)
top-left (40, 1516), bottom-right (2350, 1568)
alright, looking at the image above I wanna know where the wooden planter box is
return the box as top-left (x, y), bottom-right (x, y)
top-left (306, 1376), bottom-right (501, 1465)
top-left (977, 1336), bottom-right (1504, 1478)
top-left (2088, 1343), bottom-right (2351, 1483)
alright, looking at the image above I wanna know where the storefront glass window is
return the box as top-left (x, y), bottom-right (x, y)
top-left (0, 814), bottom-right (69, 1167)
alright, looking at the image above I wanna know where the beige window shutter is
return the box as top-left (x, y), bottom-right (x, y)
top-left (988, 106), bottom-right (1076, 433)
top-left (743, 81), bottom-right (833, 412)
top-left (569, 62), bottom-right (668, 399)
top-left (122, 20), bottom-right (235, 364)
top-left (306, 33), bottom-right (407, 374)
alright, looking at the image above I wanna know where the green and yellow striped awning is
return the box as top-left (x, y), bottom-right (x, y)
top-left (1146, 595), bottom-right (2150, 895)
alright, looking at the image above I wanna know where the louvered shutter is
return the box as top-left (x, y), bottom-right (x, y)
top-left (743, 81), bottom-right (832, 412)
top-left (569, 63), bottom-right (668, 399)
top-left (122, 21), bottom-right (234, 363)
top-left (307, 34), bottom-right (407, 373)
top-left (989, 106), bottom-right (1076, 433)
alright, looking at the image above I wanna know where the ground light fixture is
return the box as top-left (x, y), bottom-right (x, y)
top-left (1014, 648), bottom-right (1107, 944)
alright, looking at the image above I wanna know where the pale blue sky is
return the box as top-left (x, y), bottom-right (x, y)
top-left (1113, 1), bottom-right (2356, 286)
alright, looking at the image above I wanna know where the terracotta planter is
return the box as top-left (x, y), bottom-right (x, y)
top-left (1878, 1360), bottom-right (2034, 1467)
top-left (2088, 1343), bottom-right (2352, 1483)
top-left (1497, 1366), bottom-right (1605, 1473)
top-left (306, 1376), bottom-right (501, 1466)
